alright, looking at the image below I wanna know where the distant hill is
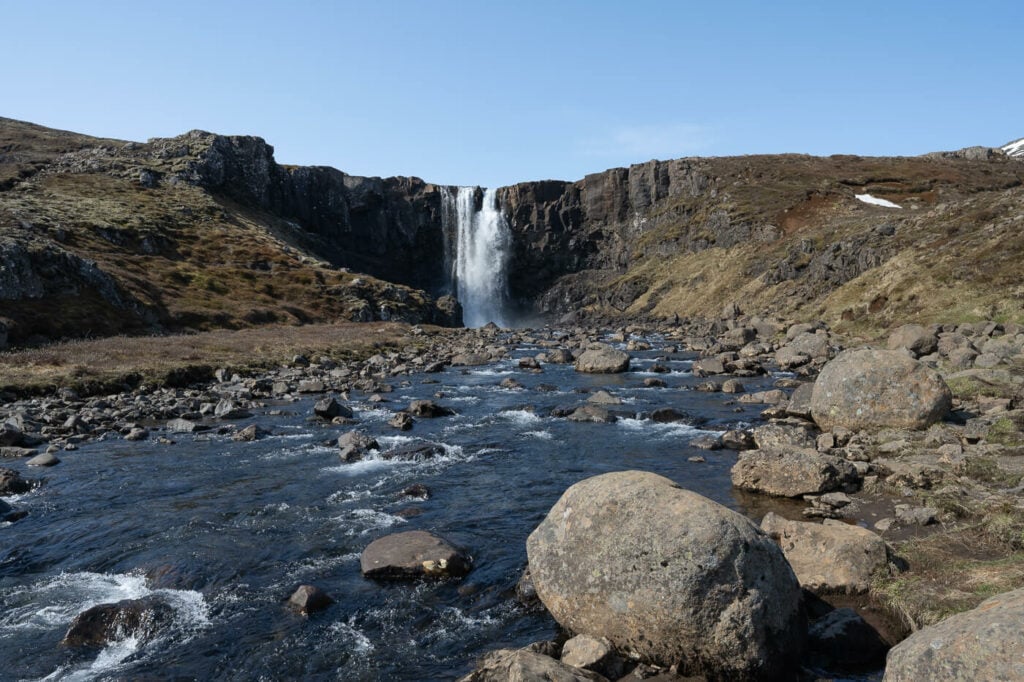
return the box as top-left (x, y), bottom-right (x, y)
top-left (1, 117), bottom-right (1022, 348)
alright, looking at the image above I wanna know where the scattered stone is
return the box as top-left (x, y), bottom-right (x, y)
top-left (650, 407), bottom-right (700, 424)
top-left (296, 380), bottom-right (326, 393)
top-left (587, 390), bottom-right (621, 405)
top-left (519, 357), bottom-right (542, 371)
top-left (887, 324), bottom-right (938, 357)
top-left (731, 448), bottom-right (860, 497)
top-left (721, 378), bottom-right (745, 393)
top-left (26, 452), bottom-right (60, 467)
top-left (526, 471), bottom-right (804, 679)
top-left (643, 377), bottom-right (667, 388)
top-left (692, 357), bottom-right (726, 376)
top-left (232, 424), bottom-right (270, 442)
top-left (287, 585), bottom-right (334, 615)
top-left (894, 505), bottom-right (938, 526)
top-left (360, 530), bottom-right (472, 580)
top-left (166, 418), bottom-right (207, 433)
top-left (499, 377), bottom-right (523, 389)
top-left (561, 634), bottom-right (624, 679)
top-left (314, 397), bottom-right (352, 420)
top-left (738, 389), bottom-right (787, 404)
top-left (721, 429), bottom-right (756, 450)
top-left (811, 349), bottom-right (952, 431)
top-left (752, 422), bottom-right (817, 450)
top-left (883, 586), bottom-right (1024, 681)
top-left (761, 513), bottom-right (890, 594)
top-left (399, 483), bottom-right (430, 500)
top-left (574, 345), bottom-right (630, 374)
top-left (214, 399), bottom-right (251, 419)
top-left (125, 427), bottom-right (149, 441)
top-left (407, 400), bottom-right (455, 418)
top-left (388, 412), bottom-right (414, 431)
top-left (786, 382), bottom-right (814, 419)
top-left (566, 405), bottom-right (617, 423)
top-left (0, 446), bottom-right (37, 458)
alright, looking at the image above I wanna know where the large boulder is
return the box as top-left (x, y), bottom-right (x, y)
top-left (883, 586), bottom-right (1024, 681)
top-left (526, 471), bottom-right (804, 681)
top-left (574, 345), bottom-right (630, 374)
top-left (760, 513), bottom-right (889, 594)
top-left (811, 349), bottom-right (952, 431)
top-left (731, 448), bottom-right (860, 497)
top-left (360, 530), bottom-right (472, 580)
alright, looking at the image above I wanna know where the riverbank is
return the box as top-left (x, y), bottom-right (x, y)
top-left (3, 317), bottom-right (1024, 678)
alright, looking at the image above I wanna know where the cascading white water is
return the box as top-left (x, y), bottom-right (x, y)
top-left (443, 186), bottom-right (512, 328)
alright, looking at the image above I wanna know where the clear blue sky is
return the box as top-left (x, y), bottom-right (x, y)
top-left (5, 1), bottom-right (1022, 187)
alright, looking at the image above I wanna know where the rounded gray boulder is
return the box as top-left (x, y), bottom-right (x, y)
top-left (526, 471), bottom-right (804, 681)
top-left (883, 586), bottom-right (1024, 681)
top-left (811, 349), bottom-right (952, 431)
top-left (574, 345), bottom-right (630, 373)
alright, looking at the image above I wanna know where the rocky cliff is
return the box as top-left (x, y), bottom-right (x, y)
top-left (2, 116), bottom-right (1023, 348)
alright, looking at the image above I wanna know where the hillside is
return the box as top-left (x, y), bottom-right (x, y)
top-left (1, 117), bottom-right (1023, 348)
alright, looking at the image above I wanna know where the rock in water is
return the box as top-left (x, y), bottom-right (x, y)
top-left (526, 471), bottom-right (804, 680)
top-left (810, 349), bottom-right (951, 431)
top-left (457, 648), bottom-right (608, 682)
top-left (360, 530), bottom-right (472, 580)
top-left (883, 586), bottom-right (1024, 681)
top-left (287, 585), bottom-right (334, 614)
top-left (61, 597), bottom-right (175, 647)
top-left (574, 345), bottom-right (630, 374)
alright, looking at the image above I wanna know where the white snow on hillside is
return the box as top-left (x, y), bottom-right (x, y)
top-left (1003, 138), bottom-right (1024, 157)
top-left (855, 193), bottom-right (902, 209)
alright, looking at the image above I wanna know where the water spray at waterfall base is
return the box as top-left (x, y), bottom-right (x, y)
top-left (442, 187), bottom-right (513, 328)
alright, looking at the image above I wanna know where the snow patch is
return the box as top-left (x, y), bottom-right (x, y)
top-left (1002, 138), bottom-right (1024, 157)
top-left (855, 193), bottom-right (902, 209)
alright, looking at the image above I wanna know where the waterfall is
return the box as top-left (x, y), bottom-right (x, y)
top-left (442, 186), bottom-right (512, 328)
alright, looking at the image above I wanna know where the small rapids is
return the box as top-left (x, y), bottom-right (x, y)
top-left (2, 341), bottom-right (793, 680)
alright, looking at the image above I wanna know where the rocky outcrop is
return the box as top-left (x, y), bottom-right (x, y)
top-left (526, 471), bottom-right (805, 681)
top-left (883, 586), bottom-right (1024, 681)
top-left (811, 349), bottom-right (952, 431)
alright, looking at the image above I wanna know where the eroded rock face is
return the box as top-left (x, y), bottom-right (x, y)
top-left (811, 349), bottom-right (952, 431)
top-left (526, 471), bottom-right (804, 681)
top-left (360, 530), bottom-right (472, 580)
top-left (883, 586), bottom-right (1024, 681)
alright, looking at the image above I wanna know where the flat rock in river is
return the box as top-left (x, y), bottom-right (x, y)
top-left (360, 530), bottom-right (472, 580)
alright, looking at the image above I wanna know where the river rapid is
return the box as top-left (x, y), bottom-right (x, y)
top-left (2, 335), bottom-right (794, 680)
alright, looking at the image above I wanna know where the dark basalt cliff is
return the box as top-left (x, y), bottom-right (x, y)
top-left (2, 116), bottom-right (1024, 347)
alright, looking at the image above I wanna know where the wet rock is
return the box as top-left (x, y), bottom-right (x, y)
top-left (722, 429), bottom-right (756, 450)
top-left (388, 412), bottom-right (414, 431)
top-left (574, 345), bottom-right (630, 373)
top-left (692, 357), bottom-right (727, 376)
top-left (232, 424), bottom-right (270, 442)
top-left (313, 397), bottom-right (351, 420)
top-left (166, 417), bottom-right (207, 433)
top-left (337, 430), bottom-right (379, 463)
top-left (689, 436), bottom-right (722, 451)
top-left (731, 448), bottom-right (860, 497)
top-left (643, 377), bottom-right (667, 388)
top-left (526, 471), bottom-right (804, 680)
top-left (721, 379), bottom-right (745, 393)
top-left (407, 400), bottom-right (455, 418)
top-left (0, 446), bottom-right (37, 458)
top-left (0, 467), bottom-right (31, 494)
top-left (811, 349), bottom-right (952, 431)
top-left (566, 405), bottom-right (617, 423)
top-left (500, 377), bottom-right (523, 389)
top-left (738, 389), bottom-right (787, 404)
top-left (761, 513), bottom-right (889, 594)
top-left (125, 427), bottom-right (150, 441)
top-left (26, 452), bottom-right (60, 467)
top-left (883, 586), bottom-right (1024, 681)
top-left (807, 607), bottom-right (888, 673)
top-left (543, 348), bottom-right (575, 364)
top-left (587, 390), bottom-right (622, 405)
top-left (519, 357), bottom-right (542, 371)
top-left (457, 648), bottom-right (608, 682)
top-left (360, 530), bottom-right (472, 580)
top-left (561, 634), bottom-right (624, 679)
top-left (381, 442), bottom-right (446, 461)
top-left (214, 399), bottom-right (252, 419)
top-left (650, 407), bottom-right (701, 424)
top-left (287, 584), bottom-right (334, 614)
top-left (399, 483), bottom-right (430, 500)
top-left (516, 568), bottom-right (542, 610)
top-left (450, 352), bottom-right (490, 366)
top-left (61, 596), bottom-right (175, 648)
top-left (785, 382), bottom-right (814, 419)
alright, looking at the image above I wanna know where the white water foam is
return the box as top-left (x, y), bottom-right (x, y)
top-left (616, 418), bottom-right (721, 439)
top-left (523, 430), bottom-right (554, 440)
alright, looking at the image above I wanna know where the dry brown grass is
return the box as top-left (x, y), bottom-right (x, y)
top-left (0, 322), bottom-right (426, 395)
